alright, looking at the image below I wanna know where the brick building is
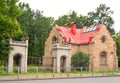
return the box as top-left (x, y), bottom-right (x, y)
top-left (43, 22), bottom-right (118, 72)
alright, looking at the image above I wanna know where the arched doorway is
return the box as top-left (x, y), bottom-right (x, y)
top-left (13, 54), bottom-right (22, 72)
top-left (60, 56), bottom-right (66, 72)
top-left (14, 54), bottom-right (22, 67)
top-left (100, 52), bottom-right (107, 66)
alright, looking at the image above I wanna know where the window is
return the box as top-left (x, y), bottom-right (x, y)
top-left (100, 52), bottom-right (107, 66)
top-left (52, 36), bottom-right (58, 44)
top-left (101, 35), bottom-right (106, 43)
top-left (83, 25), bottom-right (98, 33)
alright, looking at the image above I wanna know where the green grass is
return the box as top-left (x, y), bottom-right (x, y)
top-left (1, 66), bottom-right (120, 76)
top-left (0, 71), bottom-right (17, 76)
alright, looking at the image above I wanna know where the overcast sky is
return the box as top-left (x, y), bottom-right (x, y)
top-left (19, 0), bottom-right (120, 32)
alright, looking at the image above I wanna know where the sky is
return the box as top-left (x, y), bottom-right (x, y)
top-left (19, 0), bottom-right (120, 32)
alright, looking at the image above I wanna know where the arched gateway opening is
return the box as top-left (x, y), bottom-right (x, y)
top-left (60, 56), bottom-right (66, 72)
top-left (14, 54), bottom-right (22, 67)
top-left (13, 54), bottom-right (23, 72)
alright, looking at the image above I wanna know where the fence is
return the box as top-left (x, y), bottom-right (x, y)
top-left (0, 66), bottom-right (120, 81)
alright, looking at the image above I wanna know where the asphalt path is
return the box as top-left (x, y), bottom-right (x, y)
top-left (0, 76), bottom-right (120, 83)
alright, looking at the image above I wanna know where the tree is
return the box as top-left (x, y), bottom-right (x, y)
top-left (55, 4), bottom-right (115, 34)
top-left (113, 33), bottom-right (120, 66)
top-left (87, 4), bottom-right (115, 34)
top-left (55, 11), bottom-right (88, 28)
top-left (18, 3), bottom-right (54, 57)
top-left (0, 0), bottom-right (22, 65)
top-left (71, 51), bottom-right (89, 67)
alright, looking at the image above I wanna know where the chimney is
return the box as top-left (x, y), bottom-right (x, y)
top-left (89, 36), bottom-right (93, 43)
top-left (71, 22), bottom-right (76, 35)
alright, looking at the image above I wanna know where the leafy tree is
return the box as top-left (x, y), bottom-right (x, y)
top-left (55, 4), bottom-right (115, 34)
top-left (18, 3), bottom-right (54, 57)
top-left (87, 4), bottom-right (115, 34)
top-left (55, 11), bottom-right (87, 28)
top-left (113, 33), bottom-right (120, 66)
top-left (0, 0), bottom-right (22, 65)
top-left (71, 51), bottom-right (89, 67)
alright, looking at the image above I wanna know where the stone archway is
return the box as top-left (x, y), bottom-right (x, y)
top-left (52, 43), bottom-right (71, 72)
top-left (13, 53), bottom-right (22, 72)
top-left (14, 54), bottom-right (21, 67)
top-left (8, 38), bottom-right (28, 73)
top-left (60, 56), bottom-right (66, 72)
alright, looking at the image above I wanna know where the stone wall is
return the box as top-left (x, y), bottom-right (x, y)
top-left (91, 25), bottom-right (117, 69)
top-left (43, 24), bottom-right (118, 70)
top-left (43, 25), bottom-right (64, 66)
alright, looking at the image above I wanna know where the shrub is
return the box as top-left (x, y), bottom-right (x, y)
top-left (71, 51), bottom-right (89, 67)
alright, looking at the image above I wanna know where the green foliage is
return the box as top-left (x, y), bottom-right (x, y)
top-left (113, 33), bottom-right (120, 66)
top-left (71, 51), bottom-right (89, 67)
top-left (0, 0), bottom-right (22, 38)
top-left (55, 4), bottom-right (115, 34)
top-left (17, 3), bottom-right (54, 57)
top-left (0, 0), bottom-right (22, 66)
top-left (87, 4), bottom-right (115, 34)
top-left (55, 11), bottom-right (88, 28)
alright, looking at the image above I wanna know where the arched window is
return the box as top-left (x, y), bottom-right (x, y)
top-left (52, 36), bottom-right (58, 44)
top-left (100, 52), bottom-right (107, 66)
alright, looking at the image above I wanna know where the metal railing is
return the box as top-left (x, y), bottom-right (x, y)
top-left (0, 66), bottom-right (120, 81)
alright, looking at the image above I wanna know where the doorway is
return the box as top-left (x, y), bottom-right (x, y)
top-left (60, 56), bottom-right (66, 72)
top-left (13, 54), bottom-right (22, 72)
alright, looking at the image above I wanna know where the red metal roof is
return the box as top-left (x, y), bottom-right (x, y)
top-left (56, 23), bottom-right (103, 44)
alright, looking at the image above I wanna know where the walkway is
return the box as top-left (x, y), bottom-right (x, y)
top-left (0, 76), bottom-right (120, 83)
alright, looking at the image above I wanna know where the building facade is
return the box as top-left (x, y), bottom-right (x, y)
top-left (43, 23), bottom-right (118, 72)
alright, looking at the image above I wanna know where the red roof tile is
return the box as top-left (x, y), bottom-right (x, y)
top-left (56, 23), bottom-right (103, 44)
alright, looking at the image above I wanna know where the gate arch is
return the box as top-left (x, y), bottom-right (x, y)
top-left (8, 38), bottom-right (28, 73)
top-left (14, 53), bottom-right (22, 67)
top-left (52, 43), bottom-right (71, 72)
top-left (60, 56), bottom-right (67, 72)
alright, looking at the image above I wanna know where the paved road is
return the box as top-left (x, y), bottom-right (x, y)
top-left (0, 76), bottom-right (120, 83)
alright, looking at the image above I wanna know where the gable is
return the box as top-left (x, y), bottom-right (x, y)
top-left (44, 25), bottom-right (63, 46)
top-left (93, 24), bottom-right (115, 44)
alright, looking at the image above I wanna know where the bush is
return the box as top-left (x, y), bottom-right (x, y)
top-left (71, 51), bottom-right (89, 67)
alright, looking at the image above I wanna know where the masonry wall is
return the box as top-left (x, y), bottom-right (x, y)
top-left (43, 25), bottom-right (118, 69)
top-left (90, 25), bottom-right (117, 69)
top-left (70, 44), bottom-right (90, 56)
top-left (43, 25), bottom-right (64, 66)
top-left (70, 44), bottom-right (79, 56)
